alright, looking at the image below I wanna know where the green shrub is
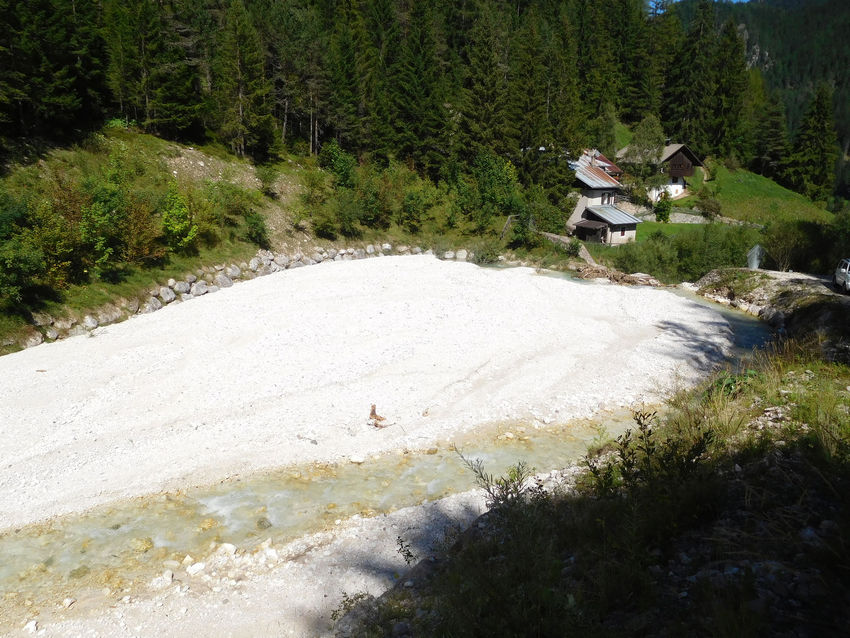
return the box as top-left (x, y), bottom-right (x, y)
top-left (244, 211), bottom-right (269, 248)
top-left (471, 236), bottom-right (503, 264)
top-left (160, 185), bottom-right (198, 252)
top-left (654, 192), bottom-right (672, 223)
top-left (318, 139), bottom-right (356, 188)
top-left (255, 164), bottom-right (279, 198)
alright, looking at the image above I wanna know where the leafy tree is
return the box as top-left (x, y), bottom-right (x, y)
top-left (654, 192), bottom-right (672, 223)
top-left (160, 184), bottom-right (198, 251)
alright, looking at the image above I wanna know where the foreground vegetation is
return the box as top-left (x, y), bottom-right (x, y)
top-left (346, 340), bottom-right (850, 636)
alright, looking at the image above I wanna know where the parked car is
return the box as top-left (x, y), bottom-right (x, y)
top-left (834, 259), bottom-right (850, 292)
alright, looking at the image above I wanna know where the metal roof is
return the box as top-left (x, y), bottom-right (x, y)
top-left (569, 150), bottom-right (622, 189)
top-left (574, 219), bottom-right (608, 230)
top-left (585, 205), bottom-right (641, 226)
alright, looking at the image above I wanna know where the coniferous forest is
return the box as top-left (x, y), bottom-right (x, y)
top-left (0, 0), bottom-right (847, 315)
top-left (0, 0), bottom-right (844, 197)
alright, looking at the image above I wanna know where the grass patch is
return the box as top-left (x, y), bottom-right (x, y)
top-left (636, 221), bottom-right (700, 241)
top-left (680, 166), bottom-right (832, 225)
top-left (614, 121), bottom-right (633, 151)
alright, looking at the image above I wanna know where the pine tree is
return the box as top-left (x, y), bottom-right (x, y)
top-left (214, 0), bottom-right (273, 158)
top-left (664, 0), bottom-right (717, 157)
top-left (326, 4), bottom-right (362, 148)
top-left (509, 11), bottom-right (550, 185)
top-left (455, 3), bottom-right (515, 162)
top-left (392, 3), bottom-right (447, 175)
top-left (788, 83), bottom-right (839, 202)
top-left (711, 19), bottom-right (748, 158)
top-left (753, 92), bottom-right (791, 185)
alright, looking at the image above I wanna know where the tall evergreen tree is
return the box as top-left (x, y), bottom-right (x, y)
top-left (664, 0), bottom-right (717, 157)
top-left (711, 19), bottom-right (748, 158)
top-left (787, 83), bottom-right (839, 202)
top-left (214, 0), bottom-right (273, 158)
top-left (455, 3), bottom-right (515, 161)
top-left (752, 91), bottom-right (791, 185)
top-left (510, 11), bottom-right (550, 184)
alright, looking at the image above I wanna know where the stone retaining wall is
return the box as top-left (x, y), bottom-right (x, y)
top-left (16, 244), bottom-right (474, 349)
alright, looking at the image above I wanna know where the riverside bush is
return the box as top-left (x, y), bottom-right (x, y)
top-left (612, 224), bottom-right (761, 283)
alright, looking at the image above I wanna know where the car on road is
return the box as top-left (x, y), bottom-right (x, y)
top-left (834, 259), bottom-right (850, 292)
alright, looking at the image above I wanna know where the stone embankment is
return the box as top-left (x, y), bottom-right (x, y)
top-left (10, 243), bottom-right (474, 350)
top-left (695, 267), bottom-right (850, 360)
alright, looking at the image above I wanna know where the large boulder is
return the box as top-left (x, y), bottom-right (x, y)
top-left (141, 297), bottom-right (162, 314)
top-left (159, 286), bottom-right (176, 303)
top-left (173, 281), bottom-right (190, 294)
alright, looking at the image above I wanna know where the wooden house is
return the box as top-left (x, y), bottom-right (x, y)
top-left (616, 143), bottom-right (705, 202)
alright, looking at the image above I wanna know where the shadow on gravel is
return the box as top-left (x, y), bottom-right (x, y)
top-left (656, 319), bottom-right (731, 370)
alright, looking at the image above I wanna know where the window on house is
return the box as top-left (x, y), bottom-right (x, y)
top-left (671, 176), bottom-right (679, 184)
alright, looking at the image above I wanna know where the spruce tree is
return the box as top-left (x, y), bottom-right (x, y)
top-left (711, 19), bottom-right (748, 159)
top-left (456, 3), bottom-right (515, 163)
top-left (214, 0), bottom-right (273, 158)
top-left (753, 92), bottom-right (791, 185)
top-left (664, 0), bottom-right (716, 157)
top-left (510, 11), bottom-right (550, 185)
top-left (788, 83), bottom-right (839, 202)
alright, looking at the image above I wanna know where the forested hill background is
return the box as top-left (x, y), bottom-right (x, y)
top-left (0, 0), bottom-right (845, 202)
top-left (678, 0), bottom-right (849, 160)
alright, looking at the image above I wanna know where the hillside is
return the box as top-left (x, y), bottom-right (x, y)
top-left (679, 164), bottom-right (832, 224)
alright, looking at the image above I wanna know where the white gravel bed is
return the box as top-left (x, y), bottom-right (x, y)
top-left (0, 255), bottom-right (733, 533)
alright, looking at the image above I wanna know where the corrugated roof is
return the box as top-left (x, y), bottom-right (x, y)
top-left (586, 205), bottom-right (641, 225)
top-left (569, 150), bottom-right (622, 189)
top-left (574, 219), bottom-right (608, 230)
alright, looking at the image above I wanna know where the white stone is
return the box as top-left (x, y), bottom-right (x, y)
top-left (159, 287), bottom-right (176, 303)
top-left (186, 562), bottom-right (206, 576)
top-left (381, 243), bottom-right (392, 252)
top-left (82, 315), bottom-right (99, 330)
top-left (456, 249), bottom-right (468, 261)
top-left (62, 597), bottom-right (76, 609)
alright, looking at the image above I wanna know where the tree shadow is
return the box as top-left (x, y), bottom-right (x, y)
top-left (655, 318), bottom-right (735, 371)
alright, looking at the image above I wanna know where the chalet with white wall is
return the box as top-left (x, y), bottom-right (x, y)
top-left (567, 150), bottom-right (640, 245)
top-left (616, 143), bottom-right (705, 202)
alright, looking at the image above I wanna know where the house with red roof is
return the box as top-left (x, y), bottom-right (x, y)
top-left (566, 150), bottom-right (641, 245)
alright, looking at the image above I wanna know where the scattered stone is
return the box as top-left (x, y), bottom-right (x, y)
top-left (366, 244), bottom-right (375, 255)
top-left (328, 248), bottom-right (339, 259)
top-left (443, 251), bottom-right (455, 260)
top-left (214, 263), bottom-right (225, 271)
top-left (62, 597), bottom-right (76, 609)
top-left (397, 245), bottom-right (410, 254)
top-left (214, 273), bottom-right (233, 288)
top-left (45, 327), bottom-right (59, 340)
top-left (349, 455), bottom-right (365, 464)
top-left (354, 249), bottom-right (366, 259)
top-left (203, 272), bottom-right (215, 284)
top-left (185, 274), bottom-right (197, 284)
top-left (159, 286), bottom-right (176, 303)
top-left (256, 517), bottom-right (273, 530)
top-left (289, 261), bottom-right (305, 269)
top-left (412, 246), bottom-right (422, 255)
top-left (217, 543), bottom-right (237, 556)
top-left (130, 537), bottom-right (154, 553)
top-left (167, 278), bottom-right (177, 288)
top-left (190, 281), bottom-right (209, 296)
top-left (82, 315), bottom-right (99, 330)
top-left (456, 249), bottom-right (468, 261)
top-left (226, 265), bottom-right (242, 279)
top-left (53, 317), bottom-right (76, 331)
top-left (186, 562), bottom-right (206, 576)
top-left (310, 252), bottom-right (323, 263)
top-left (23, 620), bottom-right (37, 634)
top-left (174, 281), bottom-right (190, 294)
top-left (274, 254), bottom-right (290, 268)
top-left (180, 293), bottom-right (194, 302)
top-left (208, 285), bottom-right (220, 294)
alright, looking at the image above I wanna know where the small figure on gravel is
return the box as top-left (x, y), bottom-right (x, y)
top-left (369, 404), bottom-right (388, 428)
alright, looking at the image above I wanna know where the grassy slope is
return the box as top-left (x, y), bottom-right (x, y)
top-left (351, 340), bottom-right (850, 636)
top-left (680, 165), bottom-right (831, 224)
top-left (0, 130), bottom-right (299, 352)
